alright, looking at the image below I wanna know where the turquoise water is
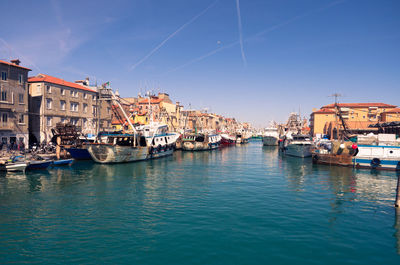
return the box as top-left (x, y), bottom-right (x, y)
top-left (1, 140), bottom-right (400, 264)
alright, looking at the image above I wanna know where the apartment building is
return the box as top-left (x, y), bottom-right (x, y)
top-left (310, 102), bottom-right (398, 137)
top-left (0, 59), bottom-right (31, 146)
top-left (28, 74), bottom-right (112, 143)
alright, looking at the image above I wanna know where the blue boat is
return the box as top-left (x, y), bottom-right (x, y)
top-left (27, 160), bottom-right (52, 170)
top-left (52, 159), bottom-right (74, 166)
top-left (66, 147), bottom-right (92, 160)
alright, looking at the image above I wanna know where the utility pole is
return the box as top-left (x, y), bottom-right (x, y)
top-left (330, 93), bottom-right (342, 140)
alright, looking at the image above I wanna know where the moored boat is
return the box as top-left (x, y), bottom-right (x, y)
top-left (88, 123), bottom-right (177, 163)
top-left (283, 134), bottom-right (313, 158)
top-left (0, 156), bottom-right (28, 172)
top-left (353, 144), bottom-right (400, 171)
top-left (27, 160), bottom-right (52, 170)
top-left (52, 159), bottom-right (74, 166)
top-left (182, 133), bottom-right (221, 151)
top-left (220, 134), bottom-right (236, 146)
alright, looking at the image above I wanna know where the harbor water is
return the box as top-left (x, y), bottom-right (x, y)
top-left (1, 140), bottom-right (400, 264)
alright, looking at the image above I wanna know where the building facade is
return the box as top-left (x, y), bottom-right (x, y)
top-left (0, 59), bottom-right (31, 147)
top-left (310, 102), bottom-right (398, 137)
top-left (28, 74), bottom-right (112, 143)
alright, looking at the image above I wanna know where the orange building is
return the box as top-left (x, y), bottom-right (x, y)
top-left (310, 102), bottom-right (398, 137)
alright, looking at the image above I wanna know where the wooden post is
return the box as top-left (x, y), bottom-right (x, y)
top-left (396, 172), bottom-right (400, 207)
top-left (395, 207), bottom-right (400, 255)
top-left (56, 136), bottom-right (61, 160)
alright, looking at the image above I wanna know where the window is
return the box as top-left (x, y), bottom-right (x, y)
top-left (19, 74), bottom-right (23, 84)
top-left (92, 95), bottom-right (96, 100)
top-left (61, 118), bottom-right (67, 124)
top-left (46, 98), bottom-right (52, 109)
top-left (60, 100), bottom-right (66, 110)
top-left (71, 118), bottom-right (79, 125)
top-left (19, 93), bottom-right (24, 103)
top-left (1, 137), bottom-right (7, 144)
top-left (61, 88), bottom-right (65, 95)
top-left (46, 85), bottom-right (51, 93)
top-left (83, 103), bottom-right (88, 113)
top-left (2, 113), bottom-right (8, 123)
top-left (1, 71), bottom-right (7, 81)
top-left (107, 107), bottom-right (110, 114)
top-left (92, 106), bottom-right (97, 115)
top-left (18, 114), bottom-right (24, 124)
top-left (70, 102), bottom-right (79, 112)
top-left (46, 117), bottom-right (52, 126)
top-left (83, 118), bottom-right (87, 127)
top-left (1, 90), bottom-right (6, 101)
top-left (70, 90), bottom-right (78, 97)
top-left (83, 93), bottom-right (87, 99)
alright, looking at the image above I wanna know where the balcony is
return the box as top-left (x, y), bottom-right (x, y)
top-left (0, 122), bottom-right (14, 130)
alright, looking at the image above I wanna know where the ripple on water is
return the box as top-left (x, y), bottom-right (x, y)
top-left (0, 141), bottom-right (400, 264)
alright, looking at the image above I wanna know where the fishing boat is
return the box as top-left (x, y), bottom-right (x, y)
top-left (283, 134), bottom-right (313, 158)
top-left (182, 133), bottom-right (221, 151)
top-left (87, 123), bottom-right (177, 163)
top-left (262, 125), bottom-right (279, 146)
top-left (353, 144), bottom-right (400, 170)
top-left (220, 133), bottom-right (236, 146)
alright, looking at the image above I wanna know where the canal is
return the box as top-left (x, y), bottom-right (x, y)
top-left (1, 140), bottom-right (399, 264)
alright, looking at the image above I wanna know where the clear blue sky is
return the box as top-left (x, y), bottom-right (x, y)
top-left (1, 0), bottom-right (399, 127)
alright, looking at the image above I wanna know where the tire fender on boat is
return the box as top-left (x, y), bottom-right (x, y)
top-left (149, 146), bottom-right (154, 155)
top-left (352, 148), bottom-right (359, 156)
top-left (370, 158), bottom-right (381, 169)
top-left (157, 145), bottom-right (162, 152)
top-left (312, 155), bottom-right (319, 163)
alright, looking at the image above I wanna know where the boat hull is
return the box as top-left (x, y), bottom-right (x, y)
top-left (27, 161), bottom-right (52, 170)
top-left (52, 159), bottom-right (74, 166)
top-left (285, 144), bottom-right (312, 158)
top-left (66, 147), bottom-right (92, 160)
top-left (312, 153), bottom-right (353, 167)
top-left (262, 136), bottom-right (278, 146)
top-left (0, 163), bottom-right (27, 172)
top-left (87, 144), bottom-right (174, 163)
top-left (182, 141), bottom-right (220, 151)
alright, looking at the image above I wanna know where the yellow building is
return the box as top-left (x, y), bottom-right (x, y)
top-left (310, 103), bottom-right (397, 136)
top-left (381, 108), bottom-right (400, 122)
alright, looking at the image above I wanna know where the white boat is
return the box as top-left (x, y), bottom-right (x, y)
top-left (283, 134), bottom-right (313, 158)
top-left (0, 156), bottom-right (28, 172)
top-left (353, 144), bottom-right (400, 170)
top-left (262, 127), bottom-right (279, 146)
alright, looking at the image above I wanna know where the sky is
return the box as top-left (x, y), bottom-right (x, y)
top-left (1, 0), bottom-right (399, 127)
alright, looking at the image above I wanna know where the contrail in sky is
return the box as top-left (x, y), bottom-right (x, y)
top-left (162, 0), bottom-right (346, 74)
top-left (235, 0), bottom-right (247, 67)
top-left (129, 0), bottom-right (219, 71)
top-left (0, 38), bottom-right (41, 71)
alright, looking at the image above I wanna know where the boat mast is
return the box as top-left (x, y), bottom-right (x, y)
top-left (110, 90), bottom-right (137, 134)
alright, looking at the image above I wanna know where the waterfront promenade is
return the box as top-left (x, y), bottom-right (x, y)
top-left (1, 140), bottom-right (399, 264)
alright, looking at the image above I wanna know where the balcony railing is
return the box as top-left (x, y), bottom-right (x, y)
top-left (0, 122), bottom-right (14, 130)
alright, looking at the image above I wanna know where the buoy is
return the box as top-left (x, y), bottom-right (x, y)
top-left (339, 144), bottom-right (345, 149)
top-left (351, 144), bottom-right (358, 150)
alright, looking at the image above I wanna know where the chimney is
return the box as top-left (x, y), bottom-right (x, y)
top-left (11, 59), bottom-right (20, 65)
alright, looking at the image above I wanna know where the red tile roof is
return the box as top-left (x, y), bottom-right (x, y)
top-left (0, 60), bottom-right (31, 71)
top-left (28, 74), bottom-right (96, 92)
top-left (138, 97), bottom-right (163, 104)
top-left (312, 109), bottom-right (335, 114)
top-left (321, 103), bottom-right (396, 109)
top-left (383, 108), bottom-right (400, 114)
